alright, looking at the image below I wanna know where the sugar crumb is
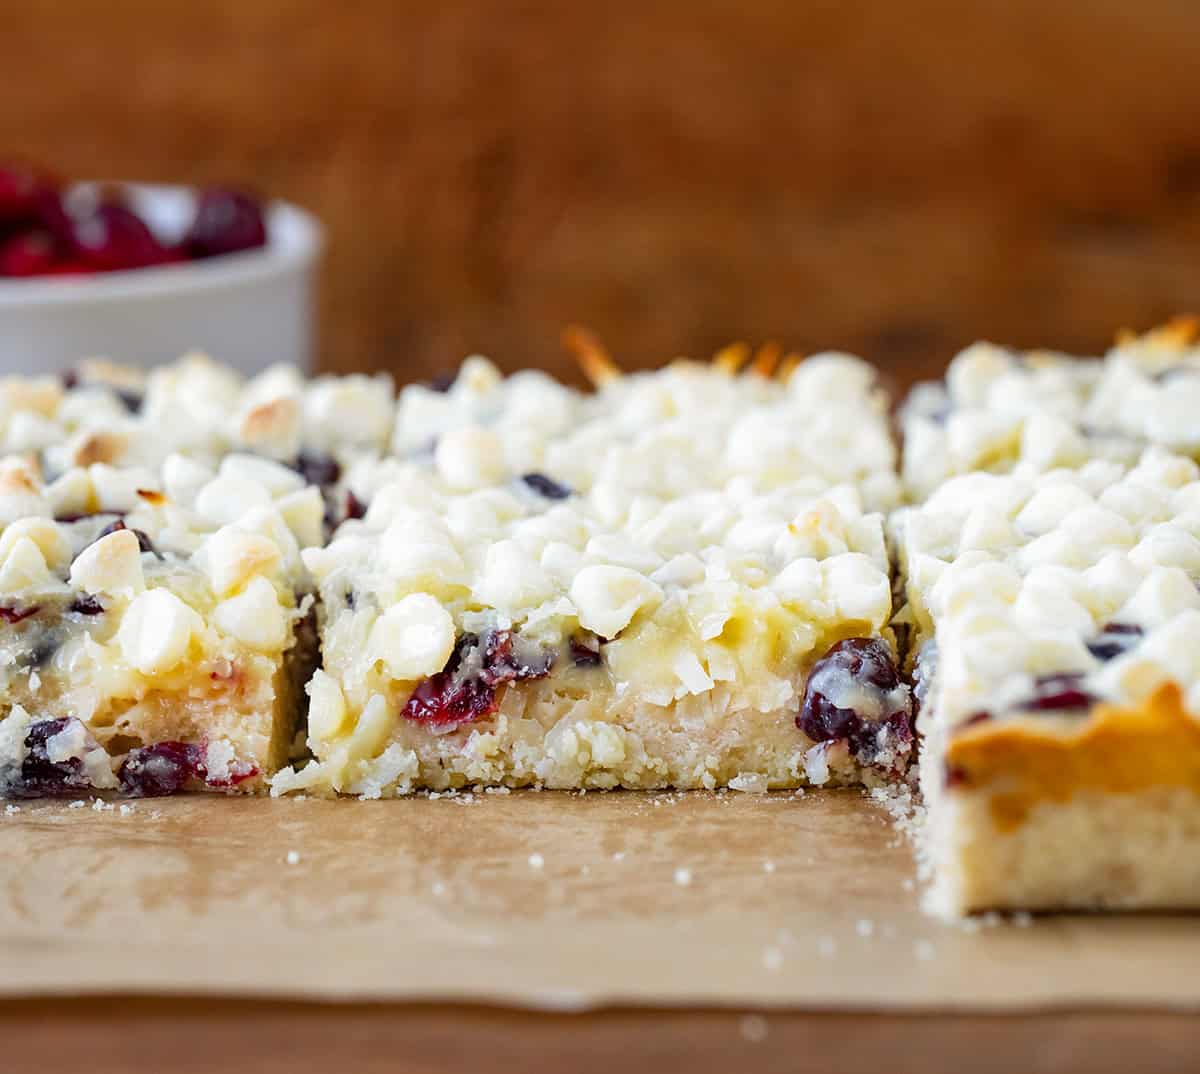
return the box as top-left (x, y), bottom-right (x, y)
top-left (285, 850), bottom-right (301, 865)
top-left (914, 939), bottom-right (937, 961)
top-left (816, 936), bottom-right (837, 958)
top-left (68, 800), bottom-right (85, 810)
top-left (761, 946), bottom-right (783, 971)
top-left (673, 867), bottom-right (692, 886)
top-left (762, 860), bottom-right (776, 874)
top-left (119, 804), bottom-right (134, 816)
top-left (855, 918), bottom-right (875, 938)
top-left (612, 851), bottom-right (626, 862)
top-left (739, 1014), bottom-right (769, 1043)
top-left (528, 852), bottom-right (545, 870)
top-left (431, 880), bottom-right (447, 897)
top-left (5, 804), bottom-right (20, 816)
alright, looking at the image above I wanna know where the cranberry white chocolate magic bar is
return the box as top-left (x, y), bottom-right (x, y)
top-left (3, 323), bottom-right (1200, 918)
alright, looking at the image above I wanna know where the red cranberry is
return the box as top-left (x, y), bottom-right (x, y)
top-left (944, 764), bottom-right (970, 790)
top-left (0, 230), bottom-right (58, 276)
top-left (797, 637), bottom-right (913, 767)
top-left (18, 718), bottom-right (94, 797)
top-left (402, 629), bottom-right (554, 731)
top-left (569, 633), bottom-right (604, 667)
top-left (91, 518), bottom-right (159, 557)
top-left (403, 670), bottom-right (497, 731)
top-left (1086, 622), bottom-right (1143, 662)
top-left (521, 473), bottom-right (572, 500)
top-left (118, 741), bottom-right (206, 797)
top-left (1021, 673), bottom-right (1095, 712)
top-left (293, 451), bottom-right (341, 488)
top-left (0, 163), bottom-right (53, 222)
top-left (69, 594), bottom-right (106, 616)
top-left (0, 604), bottom-right (41, 624)
top-left (345, 490), bottom-right (368, 521)
top-left (32, 186), bottom-right (75, 246)
top-left (186, 188), bottom-right (267, 258)
top-left (70, 202), bottom-right (169, 273)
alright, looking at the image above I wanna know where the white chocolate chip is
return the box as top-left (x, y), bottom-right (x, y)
top-left (200, 526), bottom-right (282, 598)
top-left (570, 565), bottom-right (664, 638)
top-left (213, 576), bottom-right (289, 651)
top-left (0, 536), bottom-right (52, 590)
top-left (118, 589), bottom-right (204, 675)
top-left (0, 517), bottom-right (71, 573)
top-left (219, 453), bottom-right (305, 497)
top-left (195, 474), bottom-right (273, 528)
top-left (435, 425), bottom-right (507, 490)
top-left (69, 529), bottom-right (145, 597)
top-left (473, 539), bottom-right (556, 612)
top-left (368, 593), bottom-right (456, 680)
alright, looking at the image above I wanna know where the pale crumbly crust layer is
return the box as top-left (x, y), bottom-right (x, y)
top-left (272, 672), bottom-right (903, 798)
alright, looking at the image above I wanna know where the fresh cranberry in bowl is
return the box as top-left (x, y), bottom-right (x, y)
top-left (0, 230), bottom-right (58, 277)
top-left (186, 187), bottom-right (267, 259)
top-left (0, 163), bottom-right (54, 222)
top-left (70, 201), bottom-right (173, 273)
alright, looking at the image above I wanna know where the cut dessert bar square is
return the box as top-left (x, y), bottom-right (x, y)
top-left (275, 353), bottom-right (913, 796)
top-left (0, 451), bottom-right (324, 796)
top-left (896, 449), bottom-right (1200, 914)
top-left (901, 318), bottom-right (1200, 501)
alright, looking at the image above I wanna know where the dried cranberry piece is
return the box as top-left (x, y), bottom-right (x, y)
top-left (1086, 622), bottom-right (1144, 662)
top-left (403, 672), bottom-right (497, 730)
top-left (293, 450), bottom-right (341, 488)
top-left (425, 371), bottom-right (457, 393)
top-left (114, 388), bottom-right (144, 414)
top-left (944, 764), bottom-right (970, 790)
top-left (569, 633), bottom-right (603, 667)
top-left (521, 473), bottom-right (572, 500)
top-left (0, 604), bottom-right (41, 624)
top-left (19, 718), bottom-right (93, 796)
top-left (118, 741), bottom-right (206, 797)
top-left (1021, 673), bottom-right (1095, 712)
top-left (185, 188), bottom-right (267, 258)
top-left (345, 490), bottom-right (367, 520)
top-left (70, 202), bottom-right (169, 273)
top-left (480, 629), bottom-right (554, 685)
top-left (797, 637), bottom-right (913, 767)
top-left (69, 594), bottom-right (105, 616)
top-left (402, 629), bottom-right (554, 731)
top-left (0, 229), bottom-right (58, 276)
top-left (93, 518), bottom-right (159, 557)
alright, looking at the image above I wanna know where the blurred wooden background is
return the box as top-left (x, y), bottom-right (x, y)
top-left (4, 0), bottom-right (1200, 386)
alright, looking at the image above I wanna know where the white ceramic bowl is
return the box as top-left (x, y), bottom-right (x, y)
top-left (0, 183), bottom-right (323, 377)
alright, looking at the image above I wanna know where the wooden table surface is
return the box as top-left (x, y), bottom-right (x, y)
top-left (6, 998), bottom-right (1198, 1074)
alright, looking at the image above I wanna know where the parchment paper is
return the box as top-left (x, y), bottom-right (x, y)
top-left (1, 790), bottom-right (1197, 1010)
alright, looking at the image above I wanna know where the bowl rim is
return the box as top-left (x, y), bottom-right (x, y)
top-left (0, 182), bottom-right (323, 308)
